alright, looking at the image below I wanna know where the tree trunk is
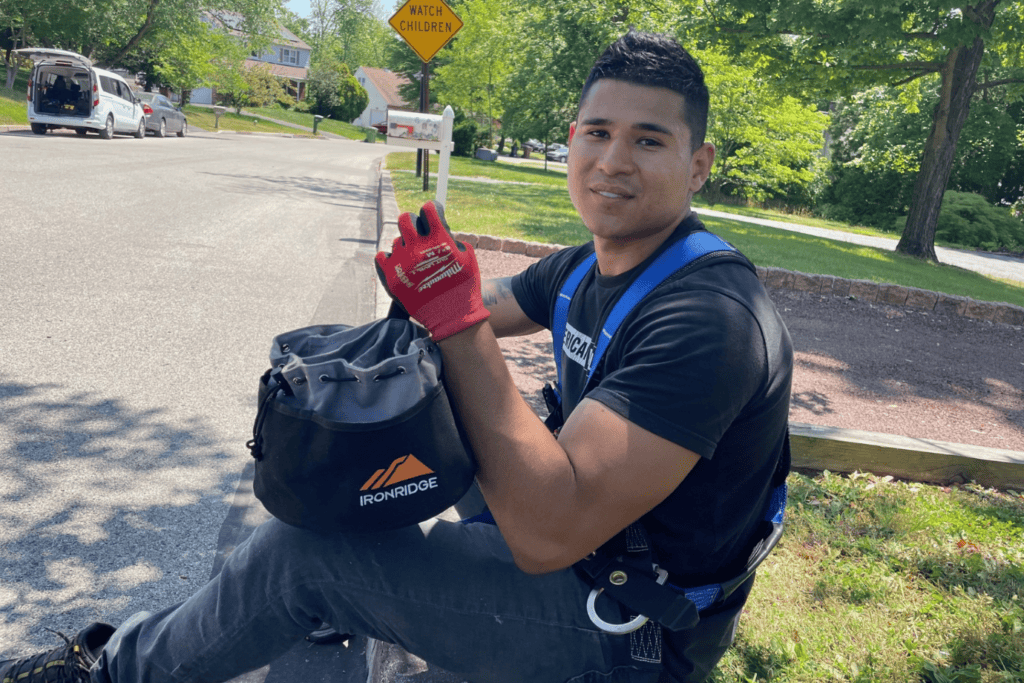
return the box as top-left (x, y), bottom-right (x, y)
top-left (896, 2), bottom-right (997, 261)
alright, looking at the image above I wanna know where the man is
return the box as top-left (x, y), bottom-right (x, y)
top-left (1, 31), bottom-right (791, 683)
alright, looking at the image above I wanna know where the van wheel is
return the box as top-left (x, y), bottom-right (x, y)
top-left (75, 128), bottom-right (88, 136)
top-left (99, 115), bottom-right (114, 139)
top-left (31, 123), bottom-right (47, 135)
top-left (134, 119), bottom-right (145, 139)
top-left (156, 118), bottom-right (166, 138)
top-left (177, 120), bottom-right (187, 138)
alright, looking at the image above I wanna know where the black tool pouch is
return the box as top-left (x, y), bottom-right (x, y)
top-left (542, 382), bottom-right (564, 434)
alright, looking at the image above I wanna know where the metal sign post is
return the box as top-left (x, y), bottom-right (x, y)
top-left (388, 0), bottom-right (463, 194)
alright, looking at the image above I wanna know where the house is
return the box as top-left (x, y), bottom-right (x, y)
top-left (191, 10), bottom-right (311, 105)
top-left (352, 66), bottom-right (415, 127)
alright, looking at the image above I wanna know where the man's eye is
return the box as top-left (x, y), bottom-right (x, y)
top-left (587, 129), bottom-right (609, 138)
top-left (639, 138), bottom-right (662, 147)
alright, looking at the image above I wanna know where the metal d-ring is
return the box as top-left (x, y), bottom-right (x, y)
top-left (585, 565), bottom-right (669, 634)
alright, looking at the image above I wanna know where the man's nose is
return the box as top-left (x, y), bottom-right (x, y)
top-left (596, 138), bottom-right (635, 175)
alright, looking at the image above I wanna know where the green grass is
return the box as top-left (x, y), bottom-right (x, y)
top-left (709, 471), bottom-right (1024, 683)
top-left (386, 152), bottom-right (1024, 308)
top-left (388, 151), bottom-right (568, 186)
top-left (241, 105), bottom-right (372, 140)
top-left (1, 68), bottom-right (29, 125)
top-left (181, 105), bottom-right (312, 135)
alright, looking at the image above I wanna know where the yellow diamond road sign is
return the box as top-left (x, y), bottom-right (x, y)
top-left (389, 0), bottom-right (464, 63)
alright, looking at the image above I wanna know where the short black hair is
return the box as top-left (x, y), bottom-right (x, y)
top-left (579, 31), bottom-right (709, 152)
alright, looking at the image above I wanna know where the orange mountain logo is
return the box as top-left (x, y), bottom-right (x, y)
top-left (361, 455), bottom-right (434, 490)
top-left (359, 455), bottom-right (439, 507)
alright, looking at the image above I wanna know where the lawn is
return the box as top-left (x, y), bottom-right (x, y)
top-left (181, 105), bottom-right (312, 136)
top-left (710, 471), bottom-right (1024, 683)
top-left (240, 105), bottom-right (372, 140)
top-left (385, 152), bottom-right (1024, 308)
top-left (0, 68), bottom-right (29, 126)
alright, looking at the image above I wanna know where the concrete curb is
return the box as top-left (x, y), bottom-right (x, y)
top-left (447, 232), bottom-right (1024, 328)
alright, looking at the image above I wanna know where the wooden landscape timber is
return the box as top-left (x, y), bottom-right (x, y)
top-left (790, 422), bottom-right (1024, 490)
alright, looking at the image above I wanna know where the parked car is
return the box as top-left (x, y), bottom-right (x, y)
top-left (15, 47), bottom-right (146, 139)
top-left (546, 146), bottom-right (569, 163)
top-left (524, 139), bottom-right (544, 153)
top-left (136, 92), bottom-right (188, 137)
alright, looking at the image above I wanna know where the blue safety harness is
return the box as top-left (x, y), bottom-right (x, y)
top-left (550, 230), bottom-right (789, 634)
top-left (464, 230), bottom-right (789, 634)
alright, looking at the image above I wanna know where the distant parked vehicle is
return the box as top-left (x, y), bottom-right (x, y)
top-left (16, 47), bottom-right (146, 139)
top-left (524, 139), bottom-right (544, 153)
top-left (546, 146), bottom-right (569, 163)
top-left (136, 92), bottom-right (187, 137)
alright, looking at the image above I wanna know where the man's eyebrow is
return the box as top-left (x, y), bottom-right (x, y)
top-left (579, 118), bottom-right (674, 136)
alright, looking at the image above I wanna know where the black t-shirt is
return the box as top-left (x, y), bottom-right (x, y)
top-left (511, 214), bottom-right (793, 586)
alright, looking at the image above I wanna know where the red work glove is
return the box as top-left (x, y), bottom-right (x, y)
top-left (374, 201), bottom-right (490, 340)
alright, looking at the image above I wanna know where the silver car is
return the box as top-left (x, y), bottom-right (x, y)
top-left (137, 92), bottom-right (188, 138)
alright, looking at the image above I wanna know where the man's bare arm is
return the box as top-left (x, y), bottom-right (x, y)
top-left (438, 321), bottom-right (700, 574)
top-left (481, 277), bottom-right (544, 338)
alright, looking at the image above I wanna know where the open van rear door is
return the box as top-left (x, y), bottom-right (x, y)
top-left (13, 48), bottom-right (93, 68)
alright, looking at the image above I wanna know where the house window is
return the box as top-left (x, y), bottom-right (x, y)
top-left (281, 48), bottom-right (298, 65)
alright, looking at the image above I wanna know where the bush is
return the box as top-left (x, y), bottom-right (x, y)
top-left (934, 192), bottom-right (1024, 252)
top-left (892, 191), bottom-right (1024, 252)
top-left (452, 119), bottom-right (477, 157)
top-left (276, 92), bottom-right (296, 110)
top-left (307, 62), bottom-right (368, 123)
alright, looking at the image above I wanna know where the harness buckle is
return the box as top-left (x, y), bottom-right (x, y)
top-left (585, 564), bottom-right (668, 634)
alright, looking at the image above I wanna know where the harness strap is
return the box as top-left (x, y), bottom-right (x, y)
top-left (551, 231), bottom-right (737, 402)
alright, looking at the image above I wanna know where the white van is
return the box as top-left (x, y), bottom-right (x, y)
top-left (15, 48), bottom-right (146, 139)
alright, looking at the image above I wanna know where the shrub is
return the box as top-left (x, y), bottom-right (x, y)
top-left (452, 119), bottom-right (477, 157)
top-left (307, 62), bottom-right (368, 123)
top-left (892, 191), bottom-right (1024, 252)
top-left (934, 192), bottom-right (1024, 252)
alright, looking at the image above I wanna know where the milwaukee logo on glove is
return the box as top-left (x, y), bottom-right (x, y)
top-left (375, 201), bottom-right (490, 341)
top-left (359, 454), bottom-right (439, 507)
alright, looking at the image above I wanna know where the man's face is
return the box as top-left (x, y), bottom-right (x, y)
top-left (567, 79), bottom-right (714, 244)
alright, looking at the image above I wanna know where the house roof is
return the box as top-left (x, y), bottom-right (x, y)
top-left (244, 59), bottom-right (307, 81)
top-left (359, 66), bottom-right (413, 109)
top-left (203, 10), bottom-right (311, 50)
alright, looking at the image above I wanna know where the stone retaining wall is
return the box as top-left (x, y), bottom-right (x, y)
top-left (452, 232), bottom-right (1024, 328)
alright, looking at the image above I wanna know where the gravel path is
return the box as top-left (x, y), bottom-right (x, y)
top-left (476, 249), bottom-right (1024, 454)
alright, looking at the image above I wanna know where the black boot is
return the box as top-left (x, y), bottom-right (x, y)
top-left (1, 623), bottom-right (115, 683)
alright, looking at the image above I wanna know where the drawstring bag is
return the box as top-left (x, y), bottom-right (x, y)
top-left (247, 317), bottom-right (476, 533)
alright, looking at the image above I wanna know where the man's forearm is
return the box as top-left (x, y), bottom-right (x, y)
top-left (438, 322), bottom-right (578, 573)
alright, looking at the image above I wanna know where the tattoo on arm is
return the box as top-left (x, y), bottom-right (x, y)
top-left (481, 277), bottom-right (515, 308)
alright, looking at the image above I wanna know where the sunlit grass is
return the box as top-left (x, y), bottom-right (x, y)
top-left (0, 68), bottom-right (29, 125)
top-left (387, 150), bottom-right (567, 186)
top-left (181, 105), bottom-right (312, 135)
top-left (242, 105), bottom-right (371, 140)
top-left (710, 472), bottom-right (1024, 683)
top-left (387, 159), bottom-right (1024, 307)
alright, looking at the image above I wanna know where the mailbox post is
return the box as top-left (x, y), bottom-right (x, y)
top-left (212, 106), bottom-right (227, 130)
top-left (312, 114), bottom-right (324, 135)
top-left (385, 106), bottom-right (456, 208)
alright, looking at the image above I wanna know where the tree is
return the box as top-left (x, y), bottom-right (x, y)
top-left (432, 0), bottom-right (516, 144)
top-left (693, 0), bottom-right (1024, 262)
top-left (695, 47), bottom-right (827, 204)
top-left (308, 58), bottom-right (368, 122)
top-left (0, 0), bottom-right (283, 73)
top-left (150, 21), bottom-right (234, 104)
top-left (821, 81), bottom-right (1024, 228)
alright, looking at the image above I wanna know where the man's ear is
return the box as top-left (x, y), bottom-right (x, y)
top-left (569, 121), bottom-right (577, 144)
top-left (689, 142), bottom-right (716, 193)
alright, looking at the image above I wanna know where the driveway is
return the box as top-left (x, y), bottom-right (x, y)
top-left (0, 127), bottom-right (384, 677)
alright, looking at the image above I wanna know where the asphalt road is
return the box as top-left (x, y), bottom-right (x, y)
top-left (0, 127), bottom-right (385, 679)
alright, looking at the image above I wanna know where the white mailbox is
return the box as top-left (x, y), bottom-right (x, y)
top-left (386, 106), bottom-right (455, 208)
